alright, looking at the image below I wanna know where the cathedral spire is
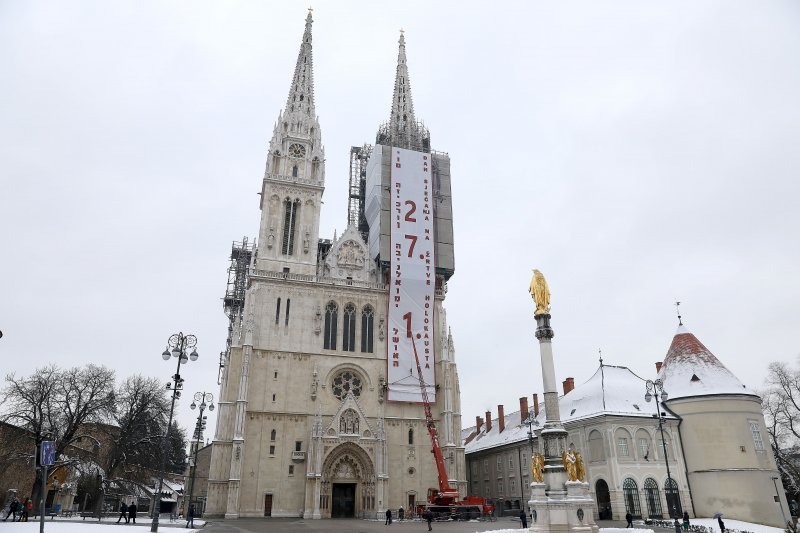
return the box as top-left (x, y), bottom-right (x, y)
top-left (377, 30), bottom-right (430, 151)
top-left (284, 10), bottom-right (316, 118)
top-left (390, 30), bottom-right (416, 133)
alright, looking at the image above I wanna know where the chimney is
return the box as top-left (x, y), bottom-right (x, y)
top-left (485, 410), bottom-right (492, 433)
top-left (498, 405), bottom-right (505, 433)
top-left (476, 416), bottom-right (483, 433)
top-left (562, 377), bottom-right (575, 395)
top-left (533, 394), bottom-right (539, 416)
top-left (519, 397), bottom-right (529, 420)
top-left (655, 361), bottom-right (663, 373)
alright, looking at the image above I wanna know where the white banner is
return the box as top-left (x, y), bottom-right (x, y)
top-left (387, 147), bottom-right (436, 403)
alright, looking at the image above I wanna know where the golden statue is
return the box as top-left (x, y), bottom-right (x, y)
top-left (562, 449), bottom-right (578, 481)
top-left (575, 451), bottom-right (586, 482)
top-left (531, 452), bottom-right (545, 483)
top-left (528, 269), bottom-right (551, 315)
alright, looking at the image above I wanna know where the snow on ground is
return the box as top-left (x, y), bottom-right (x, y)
top-left (689, 518), bottom-right (784, 533)
top-left (0, 521), bottom-right (204, 532)
top-left (478, 521), bottom-right (786, 533)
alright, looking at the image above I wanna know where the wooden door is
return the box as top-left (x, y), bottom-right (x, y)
top-left (264, 494), bottom-right (273, 517)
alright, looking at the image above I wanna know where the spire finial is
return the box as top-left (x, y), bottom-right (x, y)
top-left (675, 300), bottom-right (683, 326)
top-left (598, 349), bottom-right (603, 366)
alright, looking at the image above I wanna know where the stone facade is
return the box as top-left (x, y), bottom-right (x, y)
top-left (204, 13), bottom-right (465, 519)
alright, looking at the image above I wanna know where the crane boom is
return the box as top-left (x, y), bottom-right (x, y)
top-left (409, 332), bottom-right (459, 501)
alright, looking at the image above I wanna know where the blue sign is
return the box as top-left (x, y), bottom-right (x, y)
top-left (41, 441), bottom-right (55, 466)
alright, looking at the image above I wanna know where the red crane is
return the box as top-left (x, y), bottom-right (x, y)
top-left (408, 330), bottom-right (494, 520)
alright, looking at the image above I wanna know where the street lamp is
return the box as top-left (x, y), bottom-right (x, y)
top-left (151, 333), bottom-right (198, 533)
top-left (645, 379), bottom-right (676, 519)
top-left (186, 392), bottom-right (214, 518)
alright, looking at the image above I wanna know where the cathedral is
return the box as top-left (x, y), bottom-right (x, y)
top-left (205, 12), bottom-right (465, 519)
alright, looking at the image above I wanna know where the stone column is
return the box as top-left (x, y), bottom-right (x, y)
top-left (535, 313), bottom-right (568, 494)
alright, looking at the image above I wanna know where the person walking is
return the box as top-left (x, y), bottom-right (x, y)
top-left (4, 498), bottom-right (19, 521)
top-left (425, 510), bottom-right (433, 531)
top-left (519, 509), bottom-right (528, 528)
top-left (717, 516), bottom-right (726, 533)
top-left (128, 502), bottom-right (137, 524)
top-left (185, 504), bottom-right (194, 529)
top-left (625, 511), bottom-right (633, 528)
top-left (117, 502), bottom-right (128, 524)
top-left (20, 498), bottom-right (31, 522)
top-left (385, 508), bottom-right (392, 525)
top-left (683, 511), bottom-right (690, 530)
top-left (398, 506), bottom-right (404, 521)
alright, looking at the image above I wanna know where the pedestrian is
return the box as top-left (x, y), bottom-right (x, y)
top-left (717, 516), bottom-right (725, 533)
top-left (117, 502), bottom-right (128, 524)
top-left (625, 511), bottom-right (633, 528)
top-left (683, 511), bottom-right (690, 530)
top-left (425, 510), bottom-right (433, 531)
top-left (674, 518), bottom-right (682, 533)
top-left (185, 504), bottom-right (194, 528)
top-left (128, 502), bottom-right (137, 524)
top-left (385, 508), bottom-right (392, 525)
top-left (4, 498), bottom-right (19, 521)
top-left (20, 498), bottom-right (30, 522)
top-left (520, 509), bottom-right (528, 528)
top-left (398, 506), bottom-right (404, 521)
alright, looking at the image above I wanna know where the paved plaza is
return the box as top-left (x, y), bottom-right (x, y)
top-left (202, 518), bottom-right (635, 533)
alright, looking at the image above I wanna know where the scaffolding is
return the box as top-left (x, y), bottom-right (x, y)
top-left (219, 237), bottom-right (254, 384)
top-left (348, 144), bottom-right (373, 241)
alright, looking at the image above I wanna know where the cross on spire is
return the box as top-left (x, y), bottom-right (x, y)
top-left (675, 300), bottom-right (683, 326)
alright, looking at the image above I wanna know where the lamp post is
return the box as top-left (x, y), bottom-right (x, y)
top-left (151, 333), bottom-right (198, 533)
top-left (186, 392), bottom-right (214, 518)
top-left (645, 379), bottom-right (676, 519)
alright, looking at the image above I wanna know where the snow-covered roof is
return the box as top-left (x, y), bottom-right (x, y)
top-left (658, 325), bottom-right (755, 400)
top-left (464, 364), bottom-right (672, 454)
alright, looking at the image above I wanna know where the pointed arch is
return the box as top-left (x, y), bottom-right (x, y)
top-left (324, 301), bottom-right (338, 350)
top-left (342, 303), bottom-right (356, 352)
top-left (360, 305), bottom-right (374, 353)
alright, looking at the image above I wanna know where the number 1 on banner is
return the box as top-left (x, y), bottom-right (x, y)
top-left (403, 312), bottom-right (413, 338)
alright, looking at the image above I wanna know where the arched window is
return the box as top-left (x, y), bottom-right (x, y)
top-left (408, 428), bottom-right (414, 445)
top-left (342, 303), bottom-right (356, 352)
top-left (636, 429), bottom-right (653, 461)
top-left (361, 305), bottom-right (374, 353)
top-left (270, 429), bottom-right (276, 441)
top-left (292, 165), bottom-right (298, 177)
top-left (615, 428), bottom-right (633, 459)
top-left (331, 370), bottom-right (363, 400)
top-left (588, 430), bottom-right (605, 461)
top-left (664, 478), bottom-right (682, 517)
top-left (644, 478), bottom-right (662, 518)
top-left (622, 478), bottom-right (642, 519)
top-left (281, 199), bottom-right (300, 255)
top-left (658, 435), bottom-right (673, 461)
top-left (324, 301), bottom-right (338, 350)
top-left (275, 298), bottom-right (281, 325)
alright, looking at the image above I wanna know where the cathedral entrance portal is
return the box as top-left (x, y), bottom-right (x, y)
top-left (331, 483), bottom-right (356, 518)
top-left (318, 442), bottom-right (376, 519)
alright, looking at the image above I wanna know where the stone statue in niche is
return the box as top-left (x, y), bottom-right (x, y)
top-left (267, 226), bottom-right (275, 249)
top-left (310, 367), bottom-right (319, 400)
top-left (339, 408), bottom-right (359, 434)
top-left (378, 316), bottom-right (386, 341)
top-left (314, 306), bottom-right (322, 335)
top-left (303, 229), bottom-right (310, 253)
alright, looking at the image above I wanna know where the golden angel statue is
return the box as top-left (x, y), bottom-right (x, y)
top-left (575, 451), bottom-right (586, 482)
top-left (531, 452), bottom-right (545, 483)
top-left (528, 269), bottom-right (551, 315)
top-left (562, 449), bottom-right (578, 481)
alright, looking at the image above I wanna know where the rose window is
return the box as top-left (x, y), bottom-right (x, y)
top-left (332, 370), bottom-right (363, 400)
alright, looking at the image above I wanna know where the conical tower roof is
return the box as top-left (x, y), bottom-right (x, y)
top-left (658, 325), bottom-right (754, 399)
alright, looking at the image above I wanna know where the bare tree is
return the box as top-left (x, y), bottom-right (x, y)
top-left (1, 364), bottom-right (116, 504)
top-left (763, 361), bottom-right (800, 502)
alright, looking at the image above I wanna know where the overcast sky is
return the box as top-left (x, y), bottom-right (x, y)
top-left (2, 1), bottom-right (799, 442)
